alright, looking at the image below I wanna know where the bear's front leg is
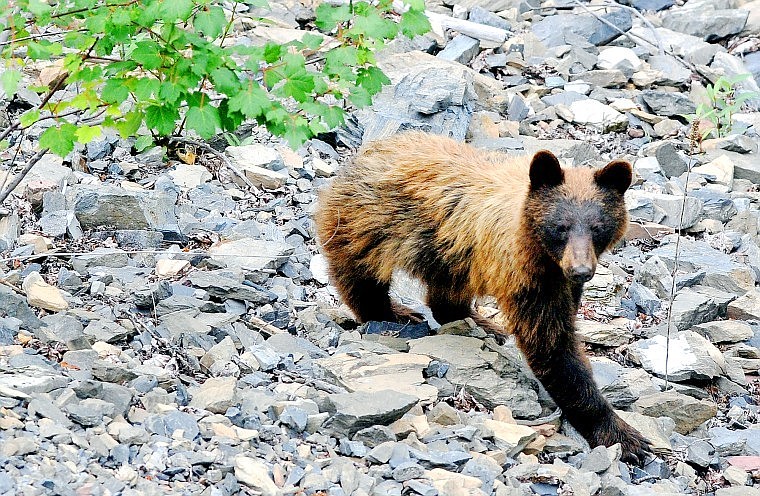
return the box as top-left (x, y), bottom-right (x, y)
top-left (517, 331), bottom-right (652, 465)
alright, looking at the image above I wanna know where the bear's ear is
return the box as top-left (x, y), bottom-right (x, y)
top-left (595, 160), bottom-right (632, 195)
top-left (529, 150), bottom-right (564, 191)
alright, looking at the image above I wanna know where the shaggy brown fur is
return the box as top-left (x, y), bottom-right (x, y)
top-left (314, 131), bottom-right (651, 463)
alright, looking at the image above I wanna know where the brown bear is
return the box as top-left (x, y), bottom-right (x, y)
top-left (314, 131), bottom-right (651, 463)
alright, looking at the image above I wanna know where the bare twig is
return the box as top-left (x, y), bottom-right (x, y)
top-left (248, 315), bottom-right (285, 335)
top-left (168, 136), bottom-right (256, 190)
top-left (0, 148), bottom-right (49, 204)
top-left (663, 121), bottom-right (699, 390)
top-left (566, 0), bottom-right (664, 56)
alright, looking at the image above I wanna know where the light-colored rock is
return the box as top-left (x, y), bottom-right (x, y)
top-left (234, 457), bottom-right (279, 496)
top-left (313, 352), bottom-right (438, 403)
top-left (633, 391), bottom-right (717, 434)
top-left (576, 319), bottom-right (630, 347)
top-left (155, 259), bottom-right (190, 278)
top-left (482, 419), bottom-right (537, 457)
top-left (616, 411), bottom-right (674, 455)
top-left (209, 237), bottom-right (293, 273)
top-left (168, 163), bottom-right (212, 189)
top-left (691, 154), bottom-right (734, 191)
top-left (692, 320), bottom-right (754, 344)
top-left (628, 330), bottom-right (726, 381)
top-left (597, 47), bottom-right (642, 72)
top-left (189, 376), bottom-right (237, 414)
top-left (568, 99), bottom-right (627, 132)
top-left (22, 272), bottom-right (68, 312)
top-left (407, 335), bottom-right (542, 418)
top-left (728, 289), bottom-right (760, 320)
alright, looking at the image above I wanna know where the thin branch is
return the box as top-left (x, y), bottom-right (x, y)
top-left (168, 136), bottom-right (256, 190)
top-left (0, 148), bottom-right (50, 204)
top-left (663, 121), bottom-right (699, 391)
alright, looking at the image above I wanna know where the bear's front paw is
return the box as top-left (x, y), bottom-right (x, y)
top-left (590, 415), bottom-right (652, 465)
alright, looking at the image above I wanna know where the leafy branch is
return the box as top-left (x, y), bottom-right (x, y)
top-left (0, 0), bottom-right (431, 157)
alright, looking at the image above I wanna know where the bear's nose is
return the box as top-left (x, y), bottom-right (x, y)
top-left (571, 266), bottom-right (594, 283)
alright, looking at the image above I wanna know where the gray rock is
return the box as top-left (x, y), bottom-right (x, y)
top-left (592, 357), bottom-right (657, 408)
top-left (532, 11), bottom-right (632, 47)
top-left (581, 445), bottom-right (613, 473)
top-left (629, 281), bottom-right (661, 315)
top-left (685, 439), bottom-right (714, 468)
top-left (67, 185), bottom-right (181, 239)
top-left (188, 271), bottom-right (276, 304)
top-left (655, 143), bottom-right (689, 178)
top-left (662, 7), bottom-right (748, 41)
top-left (622, 0), bottom-right (674, 11)
top-left (437, 35), bottom-right (480, 65)
top-left (356, 52), bottom-right (485, 144)
top-left (648, 239), bottom-right (756, 296)
top-left (407, 335), bottom-right (542, 418)
top-left (322, 390), bottom-right (418, 437)
top-left (391, 461), bottom-right (425, 481)
top-left (641, 90), bottom-right (697, 117)
top-left (38, 210), bottom-right (84, 239)
top-left (0, 284), bottom-right (42, 329)
top-left (468, 6), bottom-right (511, 31)
top-left (648, 54), bottom-right (692, 85)
top-left (633, 391), bottom-right (717, 434)
top-left (83, 320), bottom-right (132, 343)
top-left (709, 426), bottom-right (760, 456)
top-left (145, 410), bottom-right (200, 440)
top-left (353, 425), bottom-right (396, 447)
top-left (693, 320), bottom-right (754, 344)
top-left (629, 330), bottom-right (726, 381)
top-left (727, 288), bottom-right (760, 320)
top-left (208, 238), bottom-right (293, 274)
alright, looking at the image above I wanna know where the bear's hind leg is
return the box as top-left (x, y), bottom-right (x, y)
top-left (427, 285), bottom-right (472, 325)
top-left (330, 266), bottom-right (396, 323)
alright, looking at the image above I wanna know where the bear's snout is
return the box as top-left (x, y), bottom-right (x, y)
top-left (561, 234), bottom-right (597, 283)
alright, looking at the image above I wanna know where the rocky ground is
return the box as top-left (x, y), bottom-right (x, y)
top-left (3, 0), bottom-right (760, 495)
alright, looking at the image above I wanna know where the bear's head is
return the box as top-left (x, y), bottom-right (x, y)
top-left (525, 150), bottom-right (632, 284)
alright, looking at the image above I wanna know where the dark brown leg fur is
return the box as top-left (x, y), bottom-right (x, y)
top-left (426, 285), bottom-right (471, 325)
top-left (518, 331), bottom-right (651, 464)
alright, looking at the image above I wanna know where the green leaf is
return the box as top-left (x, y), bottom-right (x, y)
top-left (135, 135), bottom-right (154, 152)
top-left (263, 42), bottom-right (282, 64)
top-left (110, 8), bottom-right (132, 26)
top-left (40, 123), bottom-right (77, 157)
top-left (349, 85), bottom-right (372, 107)
top-left (399, 9), bottom-right (431, 38)
top-left (145, 104), bottom-right (179, 135)
top-left (404, 0), bottom-right (426, 10)
top-left (134, 78), bottom-right (160, 100)
top-left (282, 118), bottom-right (311, 148)
top-left (228, 84), bottom-right (270, 118)
top-left (244, 0), bottom-right (270, 7)
top-left (28, 0), bottom-right (52, 19)
top-left (302, 101), bottom-right (345, 128)
top-left (218, 98), bottom-right (245, 132)
top-left (27, 40), bottom-right (62, 60)
top-left (116, 111), bottom-right (143, 138)
top-left (75, 125), bottom-right (102, 144)
top-left (351, 10), bottom-right (397, 40)
top-left (102, 78), bottom-right (131, 103)
top-left (131, 40), bottom-right (163, 70)
top-left (0, 69), bottom-right (22, 98)
top-left (158, 81), bottom-right (183, 104)
top-left (301, 33), bottom-right (324, 50)
top-left (280, 73), bottom-right (314, 102)
top-left (324, 46), bottom-right (358, 80)
top-left (211, 67), bottom-right (239, 95)
top-left (186, 104), bottom-right (221, 138)
top-left (314, 4), bottom-right (351, 31)
top-left (357, 66), bottom-right (390, 95)
top-left (161, 0), bottom-right (193, 22)
top-left (19, 109), bottom-right (40, 128)
top-left (194, 6), bottom-right (226, 39)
